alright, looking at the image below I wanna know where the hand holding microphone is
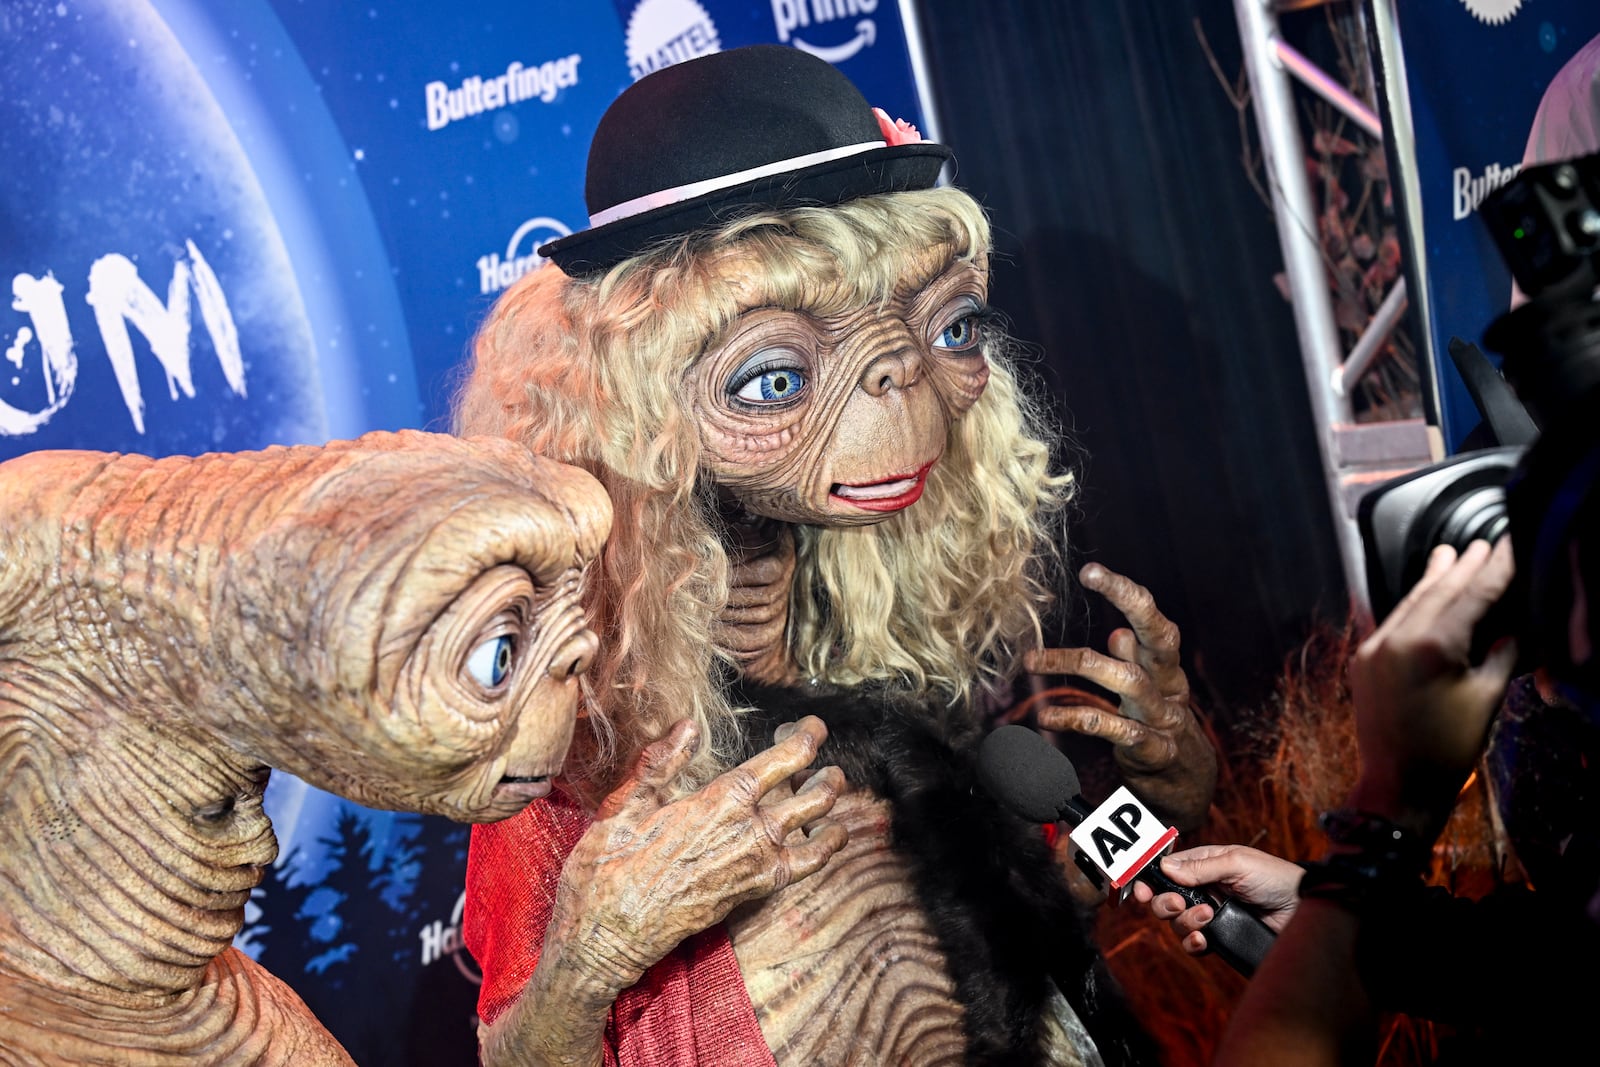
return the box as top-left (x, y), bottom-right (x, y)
top-left (977, 724), bottom-right (1278, 977)
top-left (1130, 844), bottom-right (1303, 958)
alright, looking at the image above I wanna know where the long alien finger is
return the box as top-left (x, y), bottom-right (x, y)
top-left (1037, 703), bottom-right (1148, 748)
top-left (1080, 564), bottom-right (1182, 669)
top-left (762, 765), bottom-right (846, 838)
top-left (725, 715), bottom-right (830, 800)
top-left (596, 718), bottom-right (701, 821)
top-left (1027, 647), bottom-right (1165, 724)
top-left (777, 819), bottom-right (850, 889)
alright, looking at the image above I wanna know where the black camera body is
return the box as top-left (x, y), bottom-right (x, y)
top-left (1357, 150), bottom-right (1600, 695)
top-left (1478, 154), bottom-right (1600, 305)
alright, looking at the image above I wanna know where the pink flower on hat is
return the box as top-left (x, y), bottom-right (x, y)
top-left (872, 106), bottom-right (923, 146)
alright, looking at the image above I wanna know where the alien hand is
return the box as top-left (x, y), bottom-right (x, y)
top-left (1024, 563), bottom-right (1217, 831)
top-left (547, 715), bottom-right (849, 989)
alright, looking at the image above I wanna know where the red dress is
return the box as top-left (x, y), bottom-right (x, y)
top-left (464, 787), bottom-right (776, 1066)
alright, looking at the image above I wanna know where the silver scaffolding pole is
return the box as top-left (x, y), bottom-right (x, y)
top-left (1230, 0), bottom-right (1435, 621)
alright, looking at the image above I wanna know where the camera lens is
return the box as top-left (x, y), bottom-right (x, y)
top-left (1358, 446), bottom-right (1525, 621)
top-left (1432, 484), bottom-right (1511, 553)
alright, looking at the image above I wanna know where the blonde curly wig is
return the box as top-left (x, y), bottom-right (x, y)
top-left (453, 186), bottom-right (1075, 803)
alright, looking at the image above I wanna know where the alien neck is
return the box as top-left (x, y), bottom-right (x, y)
top-left (714, 513), bottom-right (803, 688)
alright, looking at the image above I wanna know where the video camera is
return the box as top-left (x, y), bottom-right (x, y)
top-left (1357, 150), bottom-right (1600, 693)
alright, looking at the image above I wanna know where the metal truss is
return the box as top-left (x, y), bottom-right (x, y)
top-left (1231, 0), bottom-right (1435, 619)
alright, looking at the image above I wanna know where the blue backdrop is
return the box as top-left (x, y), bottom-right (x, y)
top-left (1, 2), bottom-right (935, 1063)
top-left (1375, 0), bottom-right (1600, 452)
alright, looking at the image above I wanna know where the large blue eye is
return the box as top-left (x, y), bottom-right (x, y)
top-left (935, 315), bottom-right (980, 351)
top-left (734, 366), bottom-right (807, 403)
top-left (466, 634), bottom-right (516, 688)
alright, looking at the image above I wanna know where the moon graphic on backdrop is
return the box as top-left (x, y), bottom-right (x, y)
top-left (0, 0), bottom-right (325, 461)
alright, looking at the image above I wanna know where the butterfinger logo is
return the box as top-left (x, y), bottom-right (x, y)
top-left (425, 55), bottom-right (583, 132)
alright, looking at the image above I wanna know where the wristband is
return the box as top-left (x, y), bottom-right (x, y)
top-left (1295, 809), bottom-right (1432, 913)
top-left (1318, 808), bottom-right (1431, 869)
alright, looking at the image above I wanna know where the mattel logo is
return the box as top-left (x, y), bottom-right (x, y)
top-left (476, 218), bottom-right (573, 294)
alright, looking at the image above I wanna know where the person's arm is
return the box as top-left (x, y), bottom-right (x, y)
top-left (1215, 898), bottom-right (1377, 1067)
top-left (1214, 539), bottom-right (1518, 1067)
top-left (1341, 539), bottom-right (1519, 844)
top-left (479, 716), bottom-right (848, 1067)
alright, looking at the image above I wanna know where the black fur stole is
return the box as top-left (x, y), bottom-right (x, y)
top-left (730, 679), bottom-right (1160, 1067)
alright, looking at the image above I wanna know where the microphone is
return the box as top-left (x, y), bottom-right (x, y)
top-left (976, 724), bottom-right (1276, 977)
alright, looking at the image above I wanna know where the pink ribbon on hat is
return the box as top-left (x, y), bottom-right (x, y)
top-left (872, 107), bottom-right (923, 146)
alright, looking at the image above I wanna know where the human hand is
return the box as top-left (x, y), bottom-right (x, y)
top-left (1346, 539), bottom-right (1518, 837)
top-left (549, 716), bottom-right (848, 989)
top-left (1024, 563), bottom-right (1218, 829)
top-left (1129, 844), bottom-right (1302, 956)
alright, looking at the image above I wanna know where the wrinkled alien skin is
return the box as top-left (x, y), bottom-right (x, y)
top-left (0, 429), bottom-right (610, 1065)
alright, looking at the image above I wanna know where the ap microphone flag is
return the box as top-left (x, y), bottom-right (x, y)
top-left (1067, 785), bottom-right (1179, 892)
top-left (976, 723), bottom-right (1277, 976)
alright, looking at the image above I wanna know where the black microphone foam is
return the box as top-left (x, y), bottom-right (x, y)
top-left (976, 723), bottom-right (1081, 822)
top-left (976, 722), bottom-right (1277, 978)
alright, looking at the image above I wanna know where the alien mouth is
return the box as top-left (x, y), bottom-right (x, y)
top-left (495, 773), bottom-right (555, 806)
top-left (830, 462), bottom-right (935, 512)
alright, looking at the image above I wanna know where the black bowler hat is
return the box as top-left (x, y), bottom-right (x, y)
top-left (539, 44), bottom-right (954, 276)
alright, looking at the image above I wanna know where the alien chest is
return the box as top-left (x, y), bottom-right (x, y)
top-left (723, 790), bottom-right (1097, 1067)
top-left (724, 791), bottom-right (966, 1064)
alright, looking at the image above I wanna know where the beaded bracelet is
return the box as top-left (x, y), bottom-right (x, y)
top-left (1295, 809), bottom-right (1432, 913)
